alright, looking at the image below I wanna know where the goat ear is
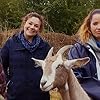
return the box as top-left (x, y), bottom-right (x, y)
top-left (64, 57), bottom-right (90, 69)
top-left (31, 58), bottom-right (44, 67)
top-left (46, 47), bottom-right (54, 59)
top-left (57, 45), bottom-right (73, 55)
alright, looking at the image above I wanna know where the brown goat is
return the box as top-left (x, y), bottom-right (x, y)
top-left (32, 45), bottom-right (91, 100)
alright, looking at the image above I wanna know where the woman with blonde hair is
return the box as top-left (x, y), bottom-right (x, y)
top-left (68, 9), bottom-right (100, 100)
top-left (1, 12), bottom-right (51, 100)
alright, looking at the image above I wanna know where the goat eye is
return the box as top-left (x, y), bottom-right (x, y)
top-left (56, 64), bottom-right (62, 69)
top-left (56, 66), bottom-right (59, 69)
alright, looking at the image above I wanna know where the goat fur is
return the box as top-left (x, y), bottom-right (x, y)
top-left (32, 45), bottom-right (91, 100)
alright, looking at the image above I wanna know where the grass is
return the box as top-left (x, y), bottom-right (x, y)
top-left (50, 90), bottom-right (62, 100)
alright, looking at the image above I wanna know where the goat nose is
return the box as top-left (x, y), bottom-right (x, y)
top-left (41, 81), bottom-right (47, 87)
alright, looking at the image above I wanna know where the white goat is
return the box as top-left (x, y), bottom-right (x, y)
top-left (32, 45), bottom-right (91, 100)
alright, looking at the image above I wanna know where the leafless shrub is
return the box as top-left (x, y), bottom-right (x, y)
top-left (0, 30), bottom-right (78, 51)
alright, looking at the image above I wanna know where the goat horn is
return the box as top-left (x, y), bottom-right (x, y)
top-left (46, 47), bottom-right (54, 58)
top-left (57, 45), bottom-right (73, 55)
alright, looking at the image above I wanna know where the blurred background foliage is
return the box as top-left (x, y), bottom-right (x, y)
top-left (0, 0), bottom-right (100, 35)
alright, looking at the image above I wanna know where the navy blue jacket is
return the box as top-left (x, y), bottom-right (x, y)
top-left (1, 33), bottom-right (51, 100)
top-left (68, 42), bottom-right (100, 100)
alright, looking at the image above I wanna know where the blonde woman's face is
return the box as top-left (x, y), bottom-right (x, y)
top-left (23, 17), bottom-right (41, 41)
top-left (90, 13), bottom-right (100, 41)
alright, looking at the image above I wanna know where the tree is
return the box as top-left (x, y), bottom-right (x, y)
top-left (0, 0), bottom-right (100, 35)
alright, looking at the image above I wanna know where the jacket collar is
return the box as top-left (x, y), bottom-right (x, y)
top-left (12, 33), bottom-right (26, 50)
top-left (11, 33), bottom-right (45, 51)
